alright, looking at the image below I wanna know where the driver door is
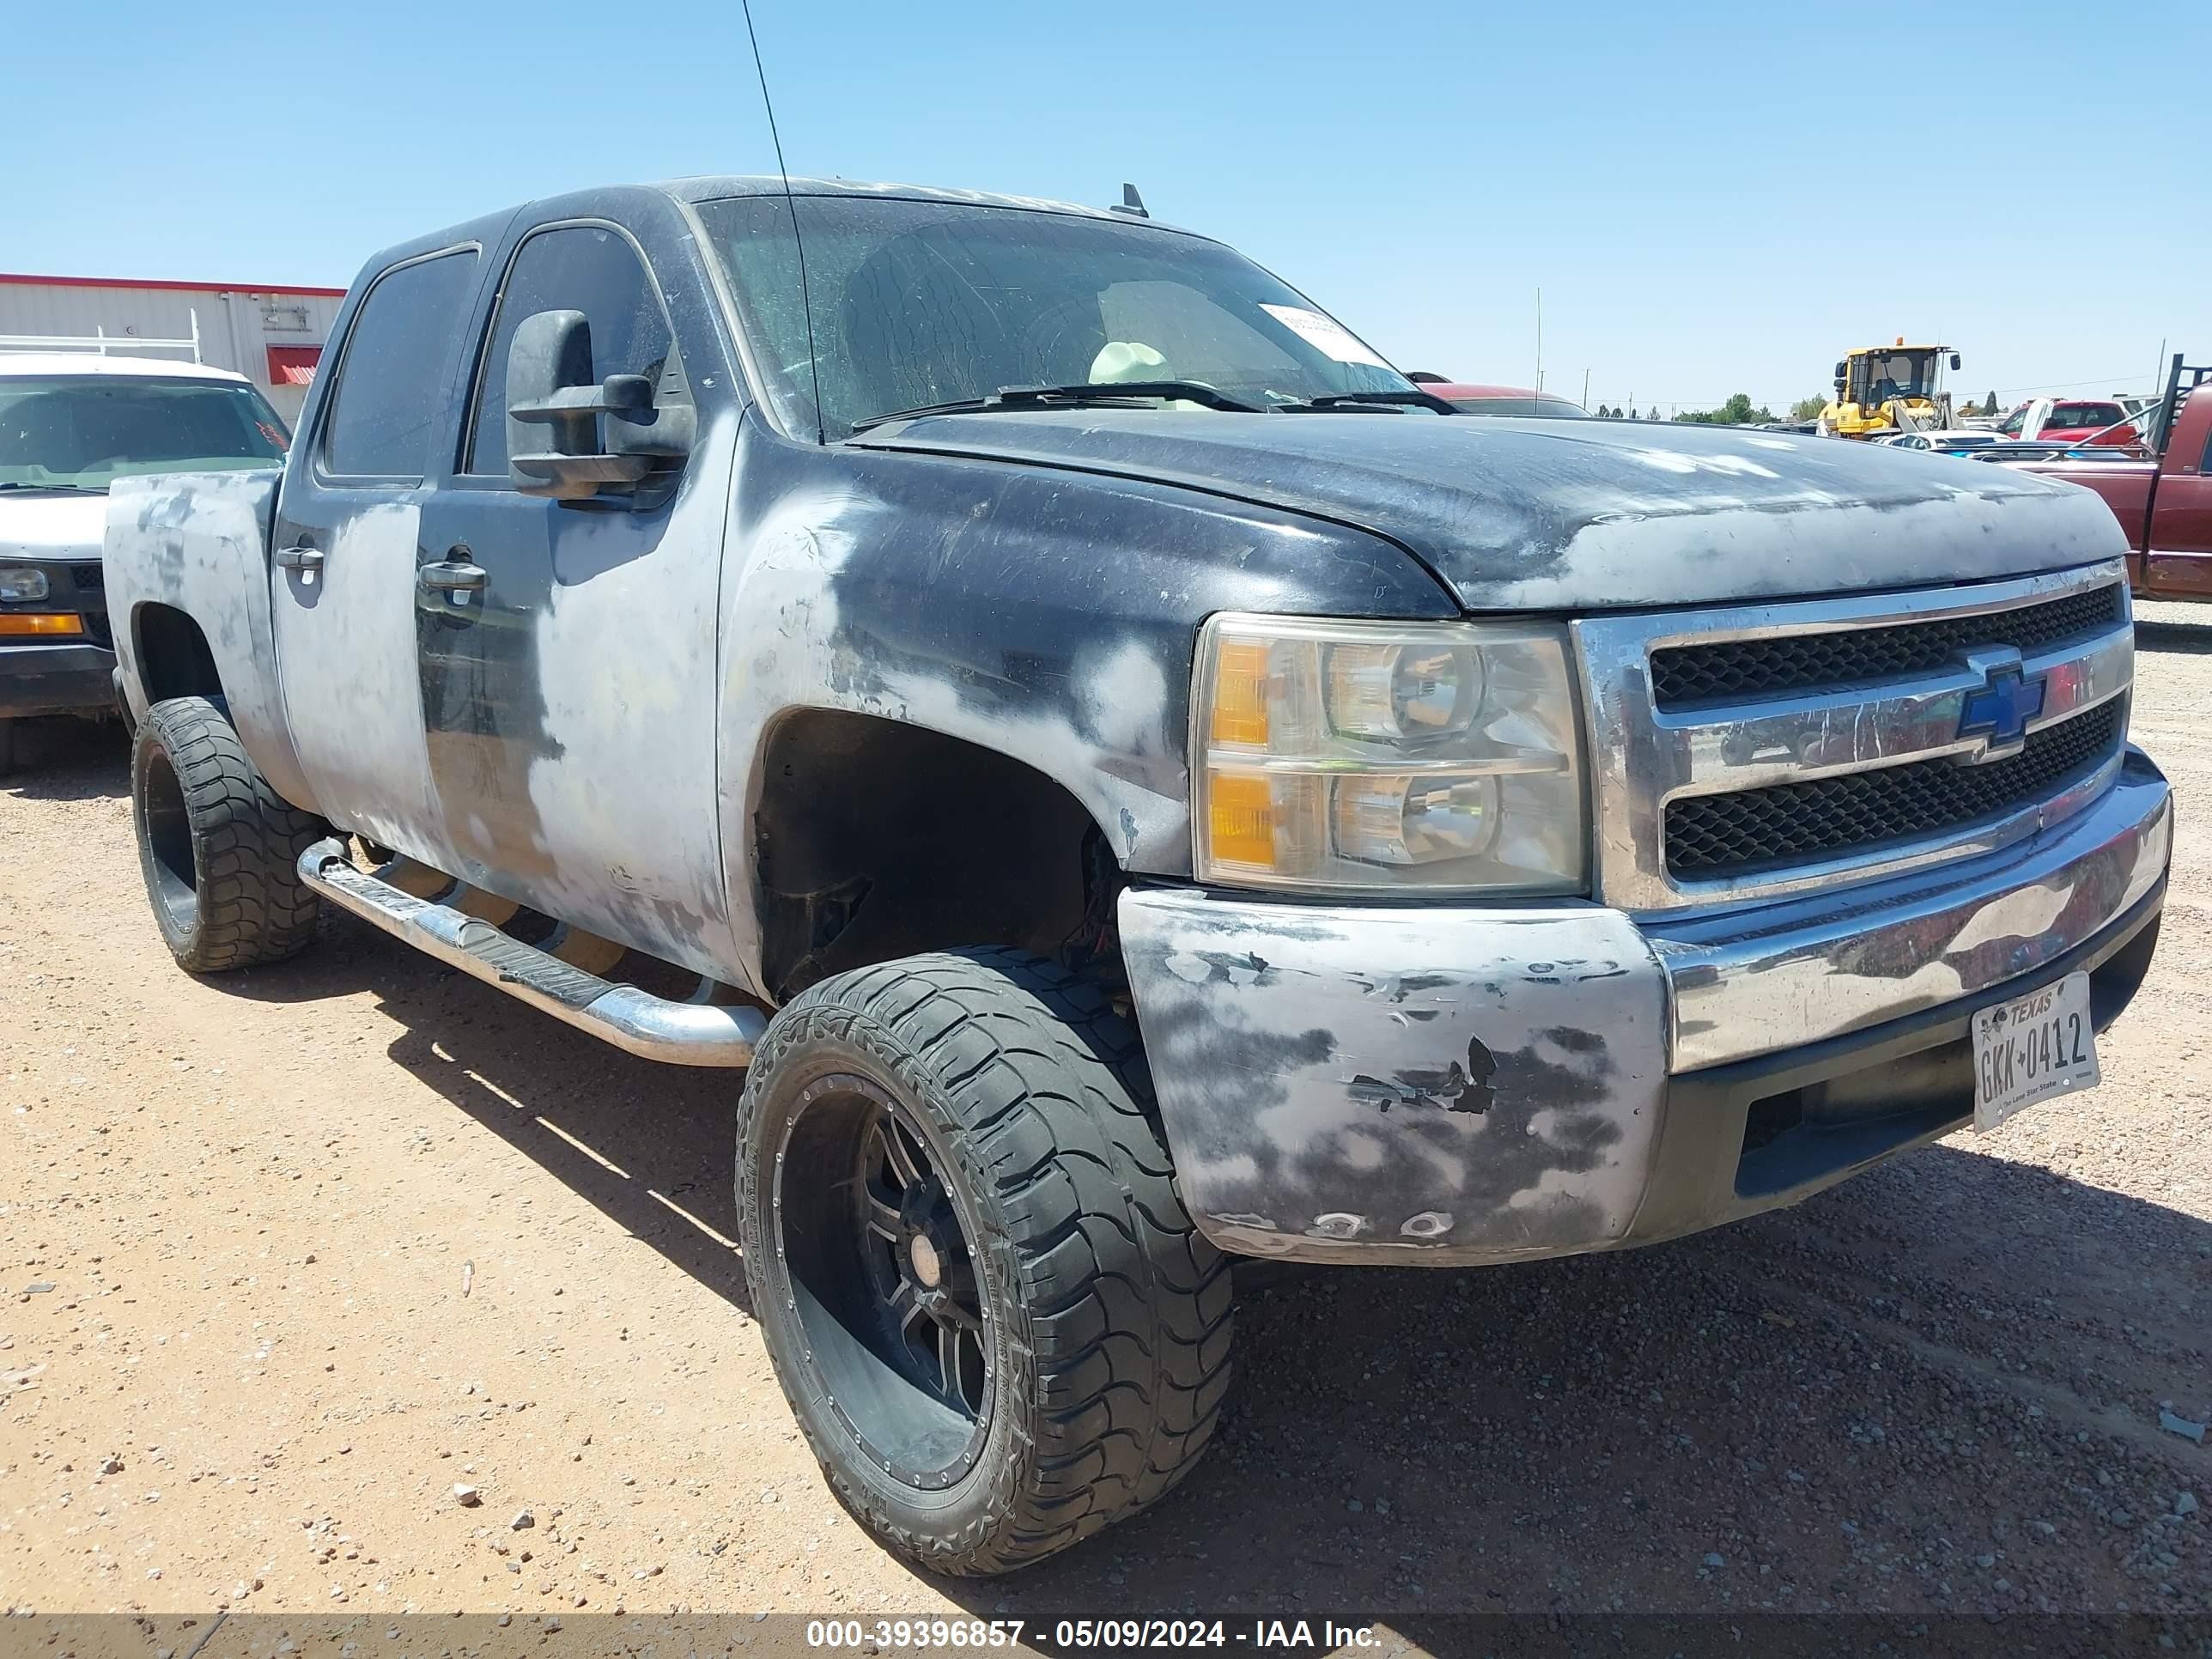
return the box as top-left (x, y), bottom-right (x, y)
top-left (410, 216), bottom-right (738, 976)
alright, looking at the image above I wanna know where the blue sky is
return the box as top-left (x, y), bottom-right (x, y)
top-left (8, 2), bottom-right (2206, 415)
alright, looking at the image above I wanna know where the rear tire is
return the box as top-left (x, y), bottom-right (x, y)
top-left (131, 696), bottom-right (324, 971)
top-left (738, 948), bottom-right (1232, 1576)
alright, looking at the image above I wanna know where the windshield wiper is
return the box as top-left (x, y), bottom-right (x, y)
top-left (0, 481), bottom-right (106, 492)
top-left (1278, 389), bottom-right (1459, 416)
top-left (849, 380), bottom-right (1265, 432)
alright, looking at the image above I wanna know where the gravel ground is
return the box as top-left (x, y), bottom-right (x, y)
top-left (1, 617), bottom-right (2208, 1637)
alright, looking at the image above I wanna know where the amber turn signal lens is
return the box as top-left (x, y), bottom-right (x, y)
top-left (1206, 772), bottom-right (1276, 868)
top-left (0, 613), bottom-right (84, 637)
top-left (1208, 638), bottom-right (1272, 747)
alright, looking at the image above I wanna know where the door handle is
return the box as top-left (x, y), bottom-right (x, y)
top-left (275, 544), bottom-right (324, 573)
top-left (416, 562), bottom-right (489, 596)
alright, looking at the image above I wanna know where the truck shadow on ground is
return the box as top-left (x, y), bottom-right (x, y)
top-left (227, 906), bottom-right (758, 1315)
top-left (0, 716), bottom-right (129, 799)
top-left (225, 907), bottom-right (2212, 1618)
top-left (2135, 619), bottom-right (2212, 657)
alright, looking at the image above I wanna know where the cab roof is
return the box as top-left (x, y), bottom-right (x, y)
top-left (654, 174), bottom-right (1179, 230)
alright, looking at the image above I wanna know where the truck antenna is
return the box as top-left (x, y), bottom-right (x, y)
top-left (741, 0), bottom-right (827, 444)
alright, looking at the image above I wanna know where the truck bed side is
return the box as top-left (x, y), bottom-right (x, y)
top-left (103, 468), bottom-right (320, 813)
top-left (2003, 459), bottom-right (2152, 544)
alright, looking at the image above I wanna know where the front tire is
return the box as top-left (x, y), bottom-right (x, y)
top-left (131, 696), bottom-right (324, 971)
top-left (738, 948), bottom-right (1232, 1576)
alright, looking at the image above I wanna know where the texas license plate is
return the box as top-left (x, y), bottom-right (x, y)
top-left (1971, 970), bottom-right (2099, 1132)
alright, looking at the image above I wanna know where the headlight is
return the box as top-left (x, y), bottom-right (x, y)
top-left (1193, 615), bottom-right (1588, 893)
top-left (0, 568), bottom-right (51, 603)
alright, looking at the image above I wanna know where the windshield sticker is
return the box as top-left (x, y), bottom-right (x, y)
top-left (1260, 305), bottom-right (1391, 368)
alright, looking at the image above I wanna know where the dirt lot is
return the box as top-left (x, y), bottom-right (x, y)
top-left (3, 615), bottom-right (2209, 1638)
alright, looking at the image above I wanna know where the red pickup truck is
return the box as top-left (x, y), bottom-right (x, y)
top-left (2002, 361), bottom-right (2211, 599)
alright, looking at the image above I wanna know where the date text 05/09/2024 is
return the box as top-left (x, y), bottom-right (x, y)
top-left (804, 1619), bottom-right (1382, 1650)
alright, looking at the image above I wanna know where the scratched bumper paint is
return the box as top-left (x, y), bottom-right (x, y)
top-left (1116, 889), bottom-right (1669, 1265)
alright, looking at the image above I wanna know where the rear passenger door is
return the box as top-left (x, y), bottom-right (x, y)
top-left (271, 245), bottom-right (483, 860)
top-left (411, 217), bottom-right (738, 975)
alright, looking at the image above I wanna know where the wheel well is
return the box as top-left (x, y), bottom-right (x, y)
top-left (134, 604), bottom-right (224, 706)
top-left (754, 710), bottom-right (1109, 1003)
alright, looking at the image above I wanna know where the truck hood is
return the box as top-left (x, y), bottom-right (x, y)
top-left (0, 490), bottom-right (108, 562)
top-left (852, 412), bottom-right (2127, 611)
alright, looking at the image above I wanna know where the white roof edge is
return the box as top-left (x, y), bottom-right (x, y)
top-left (0, 352), bottom-right (253, 382)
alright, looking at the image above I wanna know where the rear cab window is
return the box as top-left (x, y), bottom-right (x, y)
top-left (2052, 403), bottom-right (2124, 429)
top-left (319, 250), bottom-right (483, 479)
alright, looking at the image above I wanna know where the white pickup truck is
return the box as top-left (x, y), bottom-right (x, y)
top-left (100, 175), bottom-right (2169, 1574)
top-left (0, 353), bottom-right (289, 772)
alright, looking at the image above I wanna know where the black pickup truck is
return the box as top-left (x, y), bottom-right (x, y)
top-left (101, 177), bottom-right (2167, 1573)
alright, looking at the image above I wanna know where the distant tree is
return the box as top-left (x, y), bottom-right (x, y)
top-left (1674, 392), bottom-right (1776, 425)
top-left (1790, 394), bottom-right (1828, 422)
top-left (1984, 390), bottom-right (1999, 416)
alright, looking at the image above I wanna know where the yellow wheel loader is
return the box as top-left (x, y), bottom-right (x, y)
top-left (1818, 340), bottom-right (1961, 439)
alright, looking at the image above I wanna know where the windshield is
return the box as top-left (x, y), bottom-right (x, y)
top-left (1851, 349), bottom-right (1939, 404)
top-left (1445, 395), bottom-right (1589, 418)
top-left (699, 195), bottom-right (1417, 439)
top-left (0, 375), bottom-right (289, 489)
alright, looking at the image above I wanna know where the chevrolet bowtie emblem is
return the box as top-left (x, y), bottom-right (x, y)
top-left (1958, 662), bottom-right (2045, 750)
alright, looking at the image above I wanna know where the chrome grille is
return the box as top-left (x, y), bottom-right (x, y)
top-left (1650, 584), bottom-right (2122, 708)
top-left (1666, 701), bottom-right (2121, 877)
top-left (1572, 561), bottom-right (2136, 912)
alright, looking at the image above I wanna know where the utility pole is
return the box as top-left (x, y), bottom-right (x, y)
top-left (1582, 368), bottom-right (1591, 410)
top-left (1534, 288), bottom-right (1543, 393)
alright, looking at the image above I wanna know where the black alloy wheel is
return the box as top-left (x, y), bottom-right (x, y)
top-left (738, 948), bottom-right (1234, 1575)
top-left (775, 1071), bottom-right (994, 1491)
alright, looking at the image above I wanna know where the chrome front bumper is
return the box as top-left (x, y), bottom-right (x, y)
top-left (1117, 748), bottom-right (2170, 1266)
top-left (1652, 747), bottom-right (2170, 1071)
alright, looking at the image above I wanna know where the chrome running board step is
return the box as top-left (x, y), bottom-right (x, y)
top-left (297, 836), bottom-right (764, 1067)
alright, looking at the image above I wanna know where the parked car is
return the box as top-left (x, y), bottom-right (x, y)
top-left (1996, 398), bottom-right (2141, 447)
top-left (1881, 430), bottom-right (2008, 454)
top-left (102, 175), bottom-right (2168, 1576)
top-left (0, 353), bottom-right (289, 774)
top-left (1997, 360), bottom-right (2211, 599)
top-left (1416, 380), bottom-right (1591, 417)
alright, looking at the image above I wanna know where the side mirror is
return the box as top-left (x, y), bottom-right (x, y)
top-left (1949, 353), bottom-right (1962, 371)
top-left (505, 308), bottom-right (694, 501)
top-left (1832, 361), bottom-right (1847, 380)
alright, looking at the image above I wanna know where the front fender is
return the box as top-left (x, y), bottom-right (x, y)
top-left (715, 420), bottom-right (1455, 994)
